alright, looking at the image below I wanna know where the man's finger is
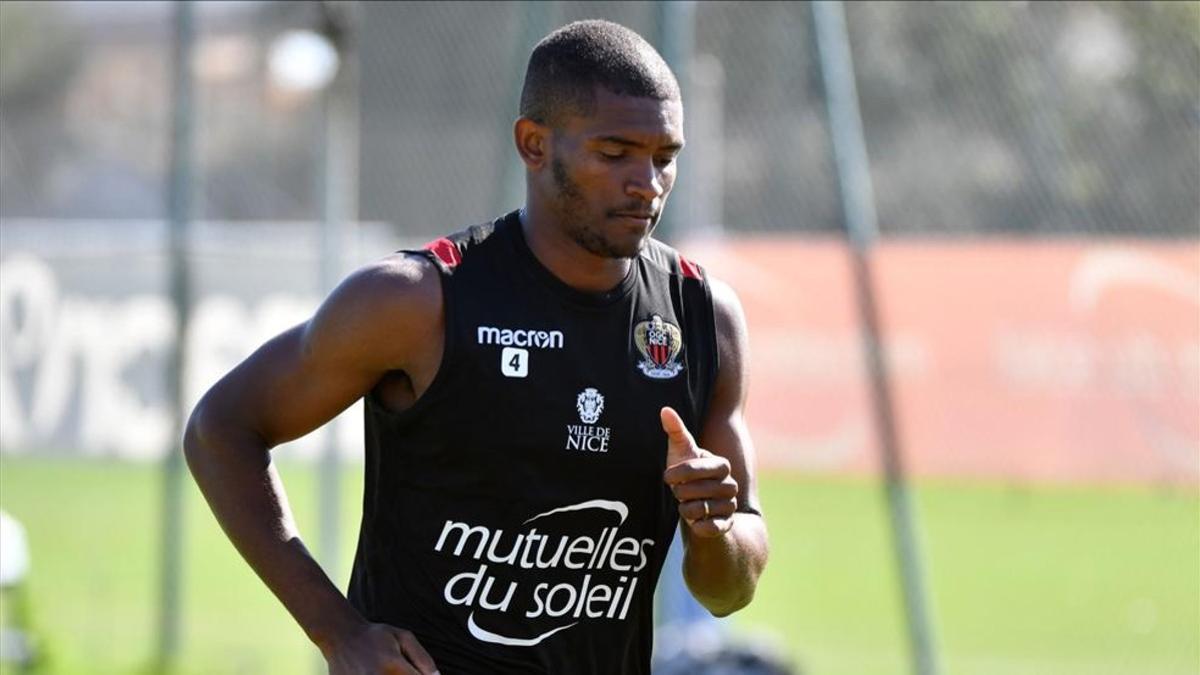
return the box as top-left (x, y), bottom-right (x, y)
top-left (390, 629), bottom-right (440, 675)
top-left (663, 456), bottom-right (729, 486)
top-left (670, 477), bottom-right (738, 502)
top-left (679, 497), bottom-right (737, 523)
top-left (661, 406), bottom-right (701, 467)
top-left (687, 516), bottom-right (735, 538)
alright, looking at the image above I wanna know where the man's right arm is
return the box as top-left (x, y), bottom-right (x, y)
top-left (183, 253), bottom-right (442, 674)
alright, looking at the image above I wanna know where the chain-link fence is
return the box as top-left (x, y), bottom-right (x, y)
top-left (3, 2), bottom-right (1195, 236)
top-left (848, 1), bottom-right (1199, 236)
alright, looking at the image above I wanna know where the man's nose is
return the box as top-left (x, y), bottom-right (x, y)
top-left (625, 159), bottom-right (665, 202)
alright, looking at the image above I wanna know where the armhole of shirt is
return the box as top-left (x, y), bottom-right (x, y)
top-left (364, 249), bottom-right (458, 427)
top-left (700, 270), bottom-right (715, 422)
top-left (697, 268), bottom-right (720, 427)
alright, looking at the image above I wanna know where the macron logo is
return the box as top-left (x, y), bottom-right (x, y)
top-left (477, 326), bottom-right (564, 350)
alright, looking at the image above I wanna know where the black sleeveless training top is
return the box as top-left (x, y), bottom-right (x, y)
top-left (347, 210), bottom-right (719, 674)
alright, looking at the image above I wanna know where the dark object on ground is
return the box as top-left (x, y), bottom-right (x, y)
top-left (654, 622), bottom-right (797, 675)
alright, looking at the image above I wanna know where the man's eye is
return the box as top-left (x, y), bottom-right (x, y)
top-left (598, 150), bottom-right (624, 160)
top-left (654, 156), bottom-right (675, 168)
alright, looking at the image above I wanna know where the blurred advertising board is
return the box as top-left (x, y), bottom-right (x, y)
top-left (2, 222), bottom-right (1197, 485)
top-left (690, 238), bottom-right (1199, 485)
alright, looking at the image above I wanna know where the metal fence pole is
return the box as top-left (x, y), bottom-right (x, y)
top-left (157, 0), bottom-right (195, 668)
top-left (811, 2), bottom-right (941, 674)
top-left (654, 0), bottom-right (695, 244)
top-left (316, 0), bottom-right (360, 611)
top-left (497, 1), bottom-right (561, 215)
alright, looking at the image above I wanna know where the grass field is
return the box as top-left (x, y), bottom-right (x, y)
top-left (0, 456), bottom-right (1196, 675)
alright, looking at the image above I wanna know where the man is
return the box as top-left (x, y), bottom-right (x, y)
top-left (184, 19), bottom-right (768, 675)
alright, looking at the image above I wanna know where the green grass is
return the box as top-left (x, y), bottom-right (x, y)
top-left (0, 456), bottom-right (1196, 674)
top-left (740, 477), bottom-right (1199, 675)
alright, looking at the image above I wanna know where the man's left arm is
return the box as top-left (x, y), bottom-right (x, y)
top-left (662, 277), bottom-right (769, 617)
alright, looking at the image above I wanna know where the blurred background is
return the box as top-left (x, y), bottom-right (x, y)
top-left (0, 1), bottom-right (1197, 674)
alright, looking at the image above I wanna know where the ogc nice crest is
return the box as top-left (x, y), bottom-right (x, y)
top-left (633, 314), bottom-right (684, 379)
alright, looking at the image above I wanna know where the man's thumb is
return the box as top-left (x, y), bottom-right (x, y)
top-left (661, 406), bottom-right (699, 467)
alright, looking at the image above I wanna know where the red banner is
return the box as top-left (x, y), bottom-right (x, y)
top-left (684, 238), bottom-right (1200, 485)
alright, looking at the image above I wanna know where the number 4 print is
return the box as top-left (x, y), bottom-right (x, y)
top-left (500, 347), bottom-right (528, 378)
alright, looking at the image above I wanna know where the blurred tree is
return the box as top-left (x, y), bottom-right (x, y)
top-left (845, 0), bottom-right (1199, 236)
top-left (1, 1), bottom-right (1194, 235)
top-left (0, 3), bottom-right (83, 114)
top-left (0, 1), bottom-right (84, 216)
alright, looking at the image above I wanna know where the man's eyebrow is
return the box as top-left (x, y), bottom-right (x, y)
top-left (593, 135), bottom-right (684, 152)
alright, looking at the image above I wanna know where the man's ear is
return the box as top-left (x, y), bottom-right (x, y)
top-left (514, 117), bottom-right (550, 171)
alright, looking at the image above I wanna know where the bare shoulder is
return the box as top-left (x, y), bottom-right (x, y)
top-left (707, 276), bottom-right (749, 394)
top-left (303, 251), bottom-right (443, 372)
top-left (708, 277), bottom-right (747, 335)
top-left (330, 251), bottom-right (440, 310)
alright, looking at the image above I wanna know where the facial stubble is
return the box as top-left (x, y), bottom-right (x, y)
top-left (551, 157), bottom-right (647, 260)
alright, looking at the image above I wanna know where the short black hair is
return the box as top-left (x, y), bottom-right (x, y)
top-left (519, 20), bottom-right (681, 128)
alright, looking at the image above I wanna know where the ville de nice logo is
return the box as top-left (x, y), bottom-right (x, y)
top-left (567, 388), bottom-right (610, 453)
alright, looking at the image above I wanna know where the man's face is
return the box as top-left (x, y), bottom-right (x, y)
top-left (545, 87), bottom-right (684, 259)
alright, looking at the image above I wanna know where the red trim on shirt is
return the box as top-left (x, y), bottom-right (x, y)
top-left (424, 238), bottom-right (462, 268)
top-left (678, 255), bottom-right (703, 280)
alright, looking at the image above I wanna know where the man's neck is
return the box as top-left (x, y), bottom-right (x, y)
top-left (519, 204), bottom-right (633, 294)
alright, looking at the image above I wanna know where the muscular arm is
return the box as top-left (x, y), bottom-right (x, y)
top-left (183, 253), bottom-right (442, 670)
top-left (665, 277), bottom-right (769, 617)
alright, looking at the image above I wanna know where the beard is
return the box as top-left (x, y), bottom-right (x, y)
top-left (551, 157), bottom-right (649, 259)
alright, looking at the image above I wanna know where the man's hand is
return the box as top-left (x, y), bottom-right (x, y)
top-left (661, 406), bottom-right (739, 538)
top-left (324, 622), bottom-right (440, 675)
